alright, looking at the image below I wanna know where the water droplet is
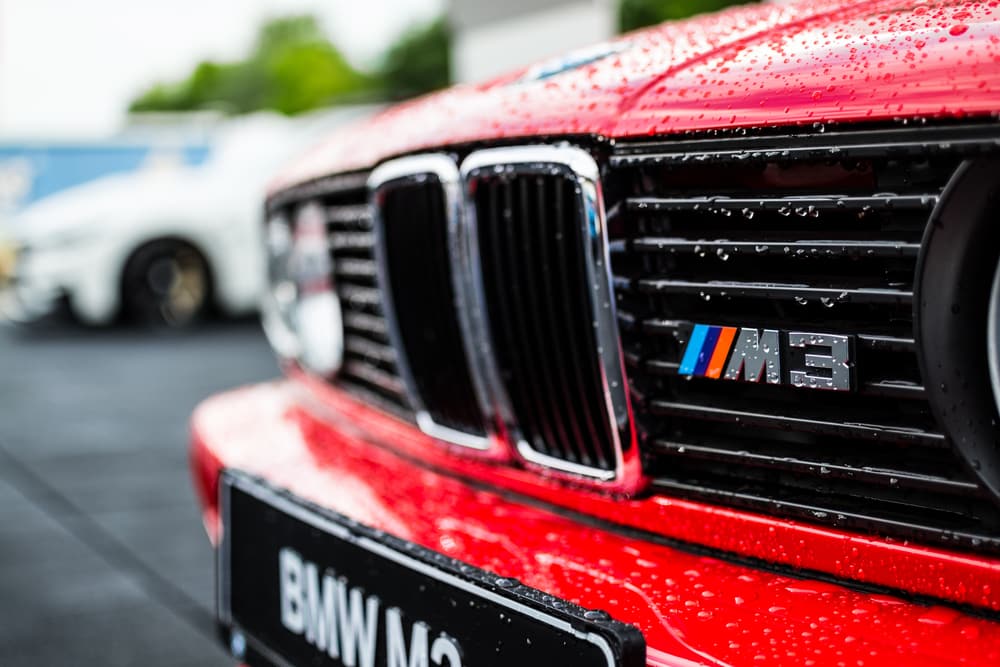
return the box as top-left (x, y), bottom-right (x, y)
top-left (230, 632), bottom-right (247, 659)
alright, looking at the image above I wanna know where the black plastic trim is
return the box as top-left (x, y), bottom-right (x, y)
top-left (915, 158), bottom-right (1000, 504)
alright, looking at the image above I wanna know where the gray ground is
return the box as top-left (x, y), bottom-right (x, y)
top-left (0, 318), bottom-right (278, 666)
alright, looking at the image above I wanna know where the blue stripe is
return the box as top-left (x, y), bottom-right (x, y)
top-left (693, 326), bottom-right (721, 376)
top-left (678, 324), bottom-right (709, 376)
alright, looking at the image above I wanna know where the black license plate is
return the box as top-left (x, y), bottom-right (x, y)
top-left (218, 471), bottom-right (645, 667)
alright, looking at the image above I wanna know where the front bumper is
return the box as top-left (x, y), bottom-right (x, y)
top-left (191, 381), bottom-right (1000, 666)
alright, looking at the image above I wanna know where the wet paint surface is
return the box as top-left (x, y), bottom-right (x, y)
top-left (190, 382), bottom-right (1000, 665)
top-left (271, 0), bottom-right (1000, 191)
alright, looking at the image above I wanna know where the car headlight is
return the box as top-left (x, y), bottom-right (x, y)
top-left (0, 237), bottom-right (18, 284)
top-left (262, 204), bottom-right (344, 377)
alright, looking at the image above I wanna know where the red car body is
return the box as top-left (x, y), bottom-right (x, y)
top-left (192, 1), bottom-right (1000, 665)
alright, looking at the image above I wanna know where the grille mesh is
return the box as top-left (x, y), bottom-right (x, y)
top-left (315, 178), bottom-right (412, 417)
top-left (606, 127), bottom-right (1000, 552)
top-left (473, 170), bottom-right (618, 472)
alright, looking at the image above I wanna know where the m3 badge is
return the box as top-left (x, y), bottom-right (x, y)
top-left (678, 324), bottom-right (853, 392)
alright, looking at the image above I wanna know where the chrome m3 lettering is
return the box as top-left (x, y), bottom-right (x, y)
top-left (678, 324), bottom-right (852, 392)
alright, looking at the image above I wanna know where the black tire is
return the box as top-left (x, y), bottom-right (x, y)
top-left (122, 240), bottom-right (211, 329)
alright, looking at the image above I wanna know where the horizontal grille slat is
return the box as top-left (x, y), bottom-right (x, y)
top-left (653, 478), bottom-right (1000, 550)
top-left (623, 238), bottom-right (921, 259)
top-left (607, 124), bottom-right (1000, 553)
top-left (343, 335), bottom-right (396, 365)
top-left (647, 400), bottom-right (946, 446)
top-left (861, 379), bottom-right (926, 399)
top-left (624, 317), bottom-right (917, 347)
top-left (334, 258), bottom-right (378, 280)
top-left (326, 204), bottom-right (372, 226)
top-left (341, 360), bottom-right (407, 397)
top-left (342, 311), bottom-right (389, 340)
top-left (632, 279), bottom-right (913, 305)
top-left (648, 438), bottom-right (980, 495)
top-left (608, 123), bottom-right (1000, 166)
top-left (338, 285), bottom-right (381, 310)
top-left (330, 232), bottom-right (376, 252)
top-left (626, 194), bottom-right (937, 213)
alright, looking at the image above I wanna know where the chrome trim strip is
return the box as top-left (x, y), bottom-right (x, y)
top-left (368, 154), bottom-right (493, 451)
top-left (989, 260), bottom-right (1000, 419)
top-left (457, 145), bottom-right (637, 484)
top-left (217, 476), bottom-right (233, 626)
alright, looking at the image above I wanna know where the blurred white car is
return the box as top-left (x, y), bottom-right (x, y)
top-left (0, 111), bottom-right (366, 328)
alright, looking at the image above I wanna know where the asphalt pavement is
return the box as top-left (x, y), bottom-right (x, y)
top-left (0, 317), bottom-right (278, 666)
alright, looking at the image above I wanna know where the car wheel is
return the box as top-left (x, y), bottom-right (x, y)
top-left (122, 240), bottom-right (211, 329)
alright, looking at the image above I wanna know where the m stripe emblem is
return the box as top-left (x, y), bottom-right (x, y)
top-left (679, 324), bottom-right (739, 377)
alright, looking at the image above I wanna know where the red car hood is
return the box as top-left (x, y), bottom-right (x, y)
top-left (273, 0), bottom-right (1000, 190)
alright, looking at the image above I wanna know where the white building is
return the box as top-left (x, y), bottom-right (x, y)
top-left (450, 0), bottom-right (616, 83)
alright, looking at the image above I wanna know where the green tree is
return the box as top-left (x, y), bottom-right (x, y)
top-left (377, 18), bottom-right (452, 101)
top-left (130, 15), bottom-right (374, 115)
top-left (619, 0), bottom-right (757, 33)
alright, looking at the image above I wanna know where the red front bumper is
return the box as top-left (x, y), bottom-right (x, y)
top-left (191, 381), bottom-right (1000, 667)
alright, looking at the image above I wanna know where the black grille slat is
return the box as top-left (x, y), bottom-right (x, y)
top-left (607, 126), bottom-right (1000, 553)
top-left (338, 285), bottom-right (381, 310)
top-left (517, 177), bottom-right (576, 462)
top-left (334, 258), bottom-right (378, 280)
top-left (329, 232), bottom-right (376, 252)
top-left (533, 177), bottom-right (588, 463)
top-left (648, 400), bottom-right (946, 446)
top-left (474, 169), bottom-right (618, 472)
top-left (626, 194), bottom-right (938, 213)
top-left (654, 478), bottom-right (997, 546)
top-left (624, 238), bottom-right (921, 259)
top-left (341, 360), bottom-right (406, 397)
top-left (609, 124), bottom-right (1000, 166)
top-left (550, 176), bottom-right (608, 468)
top-left (486, 179), bottom-right (559, 458)
top-left (378, 177), bottom-right (487, 436)
top-left (633, 279), bottom-right (913, 305)
top-left (326, 204), bottom-right (372, 226)
top-left (648, 438), bottom-right (980, 494)
top-left (343, 311), bottom-right (389, 341)
top-left (343, 336), bottom-right (396, 365)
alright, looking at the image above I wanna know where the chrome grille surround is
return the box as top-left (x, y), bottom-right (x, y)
top-left (368, 155), bottom-right (494, 451)
top-left (457, 146), bottom-right (639, 483)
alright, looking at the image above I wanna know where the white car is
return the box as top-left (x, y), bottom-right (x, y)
top-left (0, 112), bottom-right (364, 328)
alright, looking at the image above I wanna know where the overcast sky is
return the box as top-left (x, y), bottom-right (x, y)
top-left (0, 0), bottom-right (443, 138)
